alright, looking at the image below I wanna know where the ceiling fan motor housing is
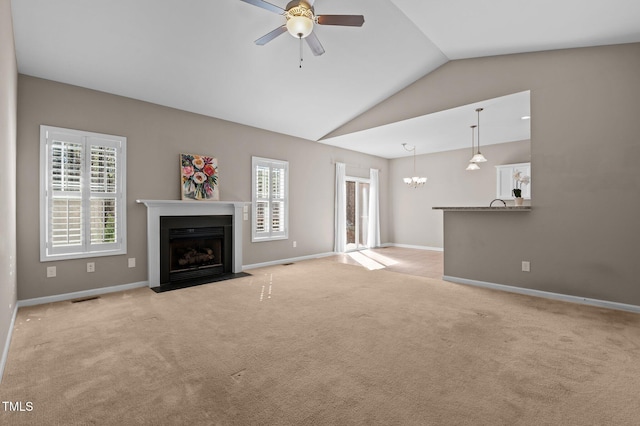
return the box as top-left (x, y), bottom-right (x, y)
top-left (285, 1), bottom-right (315, 38)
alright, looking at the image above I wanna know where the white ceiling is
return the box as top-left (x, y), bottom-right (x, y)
top-left (11, 0), bottom-right (640, 158)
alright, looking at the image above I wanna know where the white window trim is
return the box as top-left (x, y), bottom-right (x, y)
top-left (39, 125), bottom-right (127, 262)
top-left (251, 156), bottom-right (289, 242)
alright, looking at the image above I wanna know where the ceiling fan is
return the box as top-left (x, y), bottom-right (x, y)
top-left (239, 0), bottom-right (365, 58)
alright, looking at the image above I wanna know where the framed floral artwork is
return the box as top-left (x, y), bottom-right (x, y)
top-left (180, 153), bottom-right (219, 200)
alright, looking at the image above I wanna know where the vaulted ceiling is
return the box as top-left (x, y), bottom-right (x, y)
top-left (11, 0), bottom-right (640, 157)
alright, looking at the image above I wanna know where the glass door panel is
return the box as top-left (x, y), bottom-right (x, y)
top-left (345, 179), bottom-right (369, 252)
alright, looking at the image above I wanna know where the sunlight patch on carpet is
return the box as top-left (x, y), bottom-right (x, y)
top-left (360, 249), bottom-right (399, 267)
top-left (348, 252), bottom-right (385, 270)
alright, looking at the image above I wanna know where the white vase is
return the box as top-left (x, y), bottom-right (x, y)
top-left (514, 197), bottom-right (524, 206)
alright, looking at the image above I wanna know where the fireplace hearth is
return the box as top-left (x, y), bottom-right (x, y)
top-left (160, 215), bottom-right (232, 287)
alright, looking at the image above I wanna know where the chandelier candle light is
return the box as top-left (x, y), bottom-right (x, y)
top-left (402, 143), bottom-right (427, 188)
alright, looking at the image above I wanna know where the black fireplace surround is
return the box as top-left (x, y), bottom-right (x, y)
top-left (160, 215), bottom-right (232, 287)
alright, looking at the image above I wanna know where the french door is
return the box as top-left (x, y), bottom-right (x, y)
top-left (345, 178), bottom-right (370, 252)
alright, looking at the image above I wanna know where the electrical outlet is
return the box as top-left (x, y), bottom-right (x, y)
top-left (293, 241), bottom-right (297, 248)
top-left (522, 261), bottom-right (531, 272)
top-left (128, 258), bottom-right (136, 268)
top-left (47, 266), bottom-right (56, 278)
top-left (87, 262), bottom-right (95, 273)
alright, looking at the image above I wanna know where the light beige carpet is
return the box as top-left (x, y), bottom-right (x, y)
top-left (1, 258), bottom-right (639, 425)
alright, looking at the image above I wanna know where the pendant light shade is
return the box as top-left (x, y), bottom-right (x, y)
top-left (466, 162), bottom-right (480, 171)
top-left (471, 107), bottom-right (488, 163)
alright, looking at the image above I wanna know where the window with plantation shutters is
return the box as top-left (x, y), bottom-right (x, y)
top-left (40, 125), bottom-right (127, 261)
top-left (252, 157), bottom-right (288, 242)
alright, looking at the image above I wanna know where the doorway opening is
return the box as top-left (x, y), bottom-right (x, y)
top-left (345, 178), bottom-right (370, 252)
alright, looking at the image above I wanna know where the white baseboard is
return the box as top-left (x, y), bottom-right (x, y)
top-left (243, 252), bottom-right (336, 270)
top-left (443, 275), bottom-right (640, 314)
top-left (1, 303), bottom-right (18, 384)
top-left (17, 281), bottom-right (149, 308)
top-left (381, 243), bottom-right (444, 252)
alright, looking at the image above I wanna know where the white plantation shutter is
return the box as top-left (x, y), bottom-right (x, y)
top-left (50, 137), bottom-right (83, 249)
top-left (90, 143), bottom-right (118, 247)
top-left (40, 126), bottom-right (127, 261)
top-left (271, 167), bottom-right (285, 232)
top-left (252, 157), bottom-right (288, 241)
top-left (255, 165), bottom-right (270, 234)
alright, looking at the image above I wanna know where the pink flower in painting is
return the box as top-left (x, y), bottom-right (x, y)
top-left (205, 182), bottom-right (213, 196)
top-left (193, 172), bottom-right (206, 185)
top-left (182, 166), bottom-right (194, 177)
top-left (203, 164), bottom-right (216, 177)
top-left (192, 157), bottom-right (205, 170)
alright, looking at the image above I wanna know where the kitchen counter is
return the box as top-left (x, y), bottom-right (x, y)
top-left (432, 206), bottom-right (531, 211)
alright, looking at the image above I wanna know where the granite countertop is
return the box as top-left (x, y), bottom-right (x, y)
top-left (432, 206), bottom-right (531, 211)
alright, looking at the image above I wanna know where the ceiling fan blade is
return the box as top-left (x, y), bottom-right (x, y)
top-left (305, 32), bottom-right (325, 56)
top-left (317, 15), bottom-right (365, 27)
top-left (255, 25), bottom-right (287, 45)
top-left (239, 0), bottom-right (284, 15)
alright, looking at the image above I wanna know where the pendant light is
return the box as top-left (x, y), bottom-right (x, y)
top-left (401, 143), bottom-right (427, 188)
top-left (470, 107), bottom-right (487, 163)
top-left (466, 124), bottom-right (480, 170)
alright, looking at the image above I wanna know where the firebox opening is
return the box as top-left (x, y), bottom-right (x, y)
top-left (170, 233), bottom-right (223, 273)
top-left (160, 215), bottom-right (232, 287)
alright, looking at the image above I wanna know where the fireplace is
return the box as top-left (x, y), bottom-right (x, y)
top-left (137, 200), bottom-right (249, 288)
top-left (160, 215), bottom-right (232, 287)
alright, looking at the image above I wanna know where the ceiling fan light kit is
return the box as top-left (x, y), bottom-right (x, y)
top-left (285, 4), bottom-right (314, 38)
top-left (240, 0), bottom-right (364, 66)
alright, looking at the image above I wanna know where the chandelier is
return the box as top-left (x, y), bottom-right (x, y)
top-left (402, 143), bottom-right (427, 188)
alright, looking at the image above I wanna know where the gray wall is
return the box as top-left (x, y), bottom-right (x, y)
top-left (389, 140), bottom-right (530, 248)
top-left (0, 0), bottom-right (18, 380)
top-left (16, 76), bottom-right (389, 300)
top-left (333, 43), bottom-right (640, 306)
top-left (13, 41), bottom-right (640, 307)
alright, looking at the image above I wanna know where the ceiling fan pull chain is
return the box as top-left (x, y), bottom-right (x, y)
top-left (299, 35), bottom-right (303, 68)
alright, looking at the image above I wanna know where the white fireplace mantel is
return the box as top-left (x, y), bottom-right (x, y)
top-left (136, 199), bottom-right (250, 288)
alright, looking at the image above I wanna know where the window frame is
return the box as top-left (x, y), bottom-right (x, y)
top-left (39, 125), bottom-right (127, 262)
top-left (251, 156), bottom-right (289, 242)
